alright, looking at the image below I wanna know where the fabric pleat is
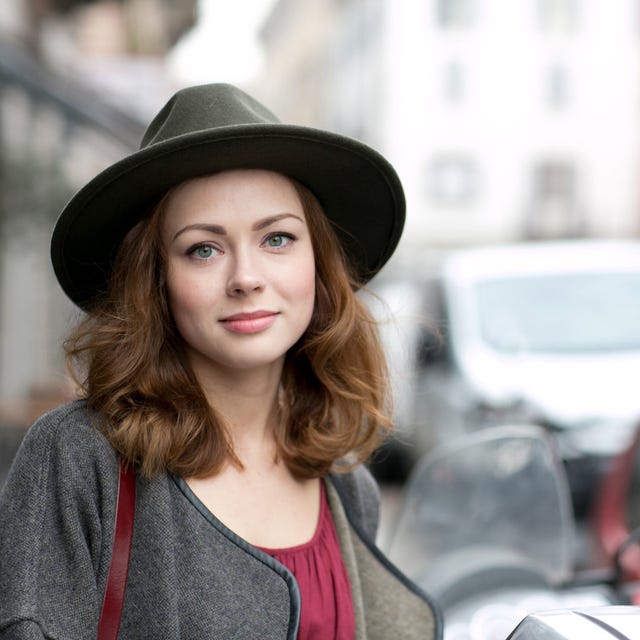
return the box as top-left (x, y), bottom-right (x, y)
top-left (258, 483), bottom-right (355, 639)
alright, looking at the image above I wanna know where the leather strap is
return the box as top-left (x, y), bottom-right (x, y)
top-left (97, 459), bottom-right (136, 640)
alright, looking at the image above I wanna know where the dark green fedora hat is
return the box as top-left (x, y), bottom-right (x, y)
top-left (51, 83), bottom-right (405, 309)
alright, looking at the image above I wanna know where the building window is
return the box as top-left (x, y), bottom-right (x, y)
top-left (546, 64), bottom-right (569, 108)
top-left (443, 60), bottom-right (465, 103)
top-left (526, 161), bottom-right (582, 238)
top-left (538, 0), bottom-right (578, 33)
top-left (428, 155), bottom-right (477, 206)
top-left (536, 162), bottom-right (574, 201)
top-left (437, 0), bottom-right (474, 28)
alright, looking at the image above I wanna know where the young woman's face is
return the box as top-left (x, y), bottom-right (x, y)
top-left (162, 169), bottom-right (316, 381)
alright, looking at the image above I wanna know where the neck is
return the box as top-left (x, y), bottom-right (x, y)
top-left (192, 360), bottom-right (284, 460)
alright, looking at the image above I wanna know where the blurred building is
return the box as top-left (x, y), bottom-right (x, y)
top-left (4, 0), bottom-right (196, 118)
top-left (253, 0), bottom-right (640, 273)
top-left (0, 0), bottom-right (194, 420)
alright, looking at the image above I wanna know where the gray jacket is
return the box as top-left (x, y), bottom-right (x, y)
top-left (0, 402), bottom-right (441, 639)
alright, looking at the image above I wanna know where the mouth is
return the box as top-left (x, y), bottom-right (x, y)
top-left (220, 310), bottom-right (279, 334)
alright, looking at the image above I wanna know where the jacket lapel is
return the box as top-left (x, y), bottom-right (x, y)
top-left (325, 478), bottom-right (442, 640)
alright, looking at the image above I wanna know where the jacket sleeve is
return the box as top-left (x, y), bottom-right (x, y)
top-left (0, 403), bottom-right (119, 640)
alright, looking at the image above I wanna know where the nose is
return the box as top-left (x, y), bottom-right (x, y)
top-left (225, 250), bottom-right (265, 297)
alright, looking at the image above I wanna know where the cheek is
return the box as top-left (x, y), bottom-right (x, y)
top-left (165, 270), bottom-right (209, 323)
top-left (166, 271), bottom-right (185, 316)
top-left (301, 269), bottom-right (318, 337)
top-left (292, 256), bottom-right (317, 311)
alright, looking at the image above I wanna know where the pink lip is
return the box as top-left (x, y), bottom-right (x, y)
top-left (220, 310), bottom-right (279, 334)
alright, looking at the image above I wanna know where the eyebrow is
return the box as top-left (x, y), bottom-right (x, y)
top-left (171, 213), bottom-right (304, 242)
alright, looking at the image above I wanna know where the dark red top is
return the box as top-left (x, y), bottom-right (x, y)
top-left (258, 482), bottom-right (355, 639)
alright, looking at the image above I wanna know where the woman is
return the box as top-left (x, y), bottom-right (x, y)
top-left (0, 83), bottom-right (440, 639)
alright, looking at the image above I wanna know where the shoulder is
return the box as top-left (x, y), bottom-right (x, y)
top-left (4, 400), bottom-right (119, 500)
top-left (0, 402), bottom-right (121, 632)
top-left (28, 398), bottom-right (95, 431)
top-left (328, 464), bottom-right (381, 541)
top-left (22, 400), bottom-right (112, 454)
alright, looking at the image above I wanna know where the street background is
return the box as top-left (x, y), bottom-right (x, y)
top-left (1, 0), bottom-right (640, 553)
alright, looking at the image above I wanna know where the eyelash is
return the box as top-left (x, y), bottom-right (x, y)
top-left (185, 232), bottom-right (296, 261)
top-left (263, 232), bottom-right (296, 248)
top-left (187, 243), bottom-right (219, 260)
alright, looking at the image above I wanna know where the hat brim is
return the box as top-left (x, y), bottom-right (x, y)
top-left (51, 123), bottom-right (405, 308)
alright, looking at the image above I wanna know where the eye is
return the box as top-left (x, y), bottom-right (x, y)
top-left (189, 244), bottom-right (219, 260)
top-left (264, 233), bottom-right (295, 248)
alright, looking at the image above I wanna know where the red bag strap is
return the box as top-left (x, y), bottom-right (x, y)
top-left (97, 459), bottom-right (136, 640)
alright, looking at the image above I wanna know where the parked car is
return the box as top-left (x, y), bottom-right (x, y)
top-left (403, 240), bottom-right (640, 512)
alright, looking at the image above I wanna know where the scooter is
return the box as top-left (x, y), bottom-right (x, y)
top-left (507, 605), bottom-right (639, 638)
top-left (383, 425), bottom-right (640, 639)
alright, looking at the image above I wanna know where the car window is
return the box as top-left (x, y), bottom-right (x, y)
top-left (476, 273), bottom-right (640, 353)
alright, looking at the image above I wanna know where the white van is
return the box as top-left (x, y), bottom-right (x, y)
top-left (408, 240), bottom-right (640, 510)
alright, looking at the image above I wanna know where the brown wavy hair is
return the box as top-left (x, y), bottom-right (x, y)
top-left (65, 177), bottom-right (393, 479)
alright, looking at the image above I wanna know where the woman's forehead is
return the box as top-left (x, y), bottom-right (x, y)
top-left (161, 169), bottom-right (305, 232)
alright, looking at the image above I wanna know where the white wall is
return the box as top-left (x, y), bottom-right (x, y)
top-left (381, 0), bottom-right (640, 256)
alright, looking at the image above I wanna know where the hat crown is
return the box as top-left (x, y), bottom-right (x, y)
top-left (140, 83), bottom-right (281, 150)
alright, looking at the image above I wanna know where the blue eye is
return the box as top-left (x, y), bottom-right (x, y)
top-left (265, 233), bottom-right (294, 248)
top-left (190, 244), bottom-right (218, 259)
